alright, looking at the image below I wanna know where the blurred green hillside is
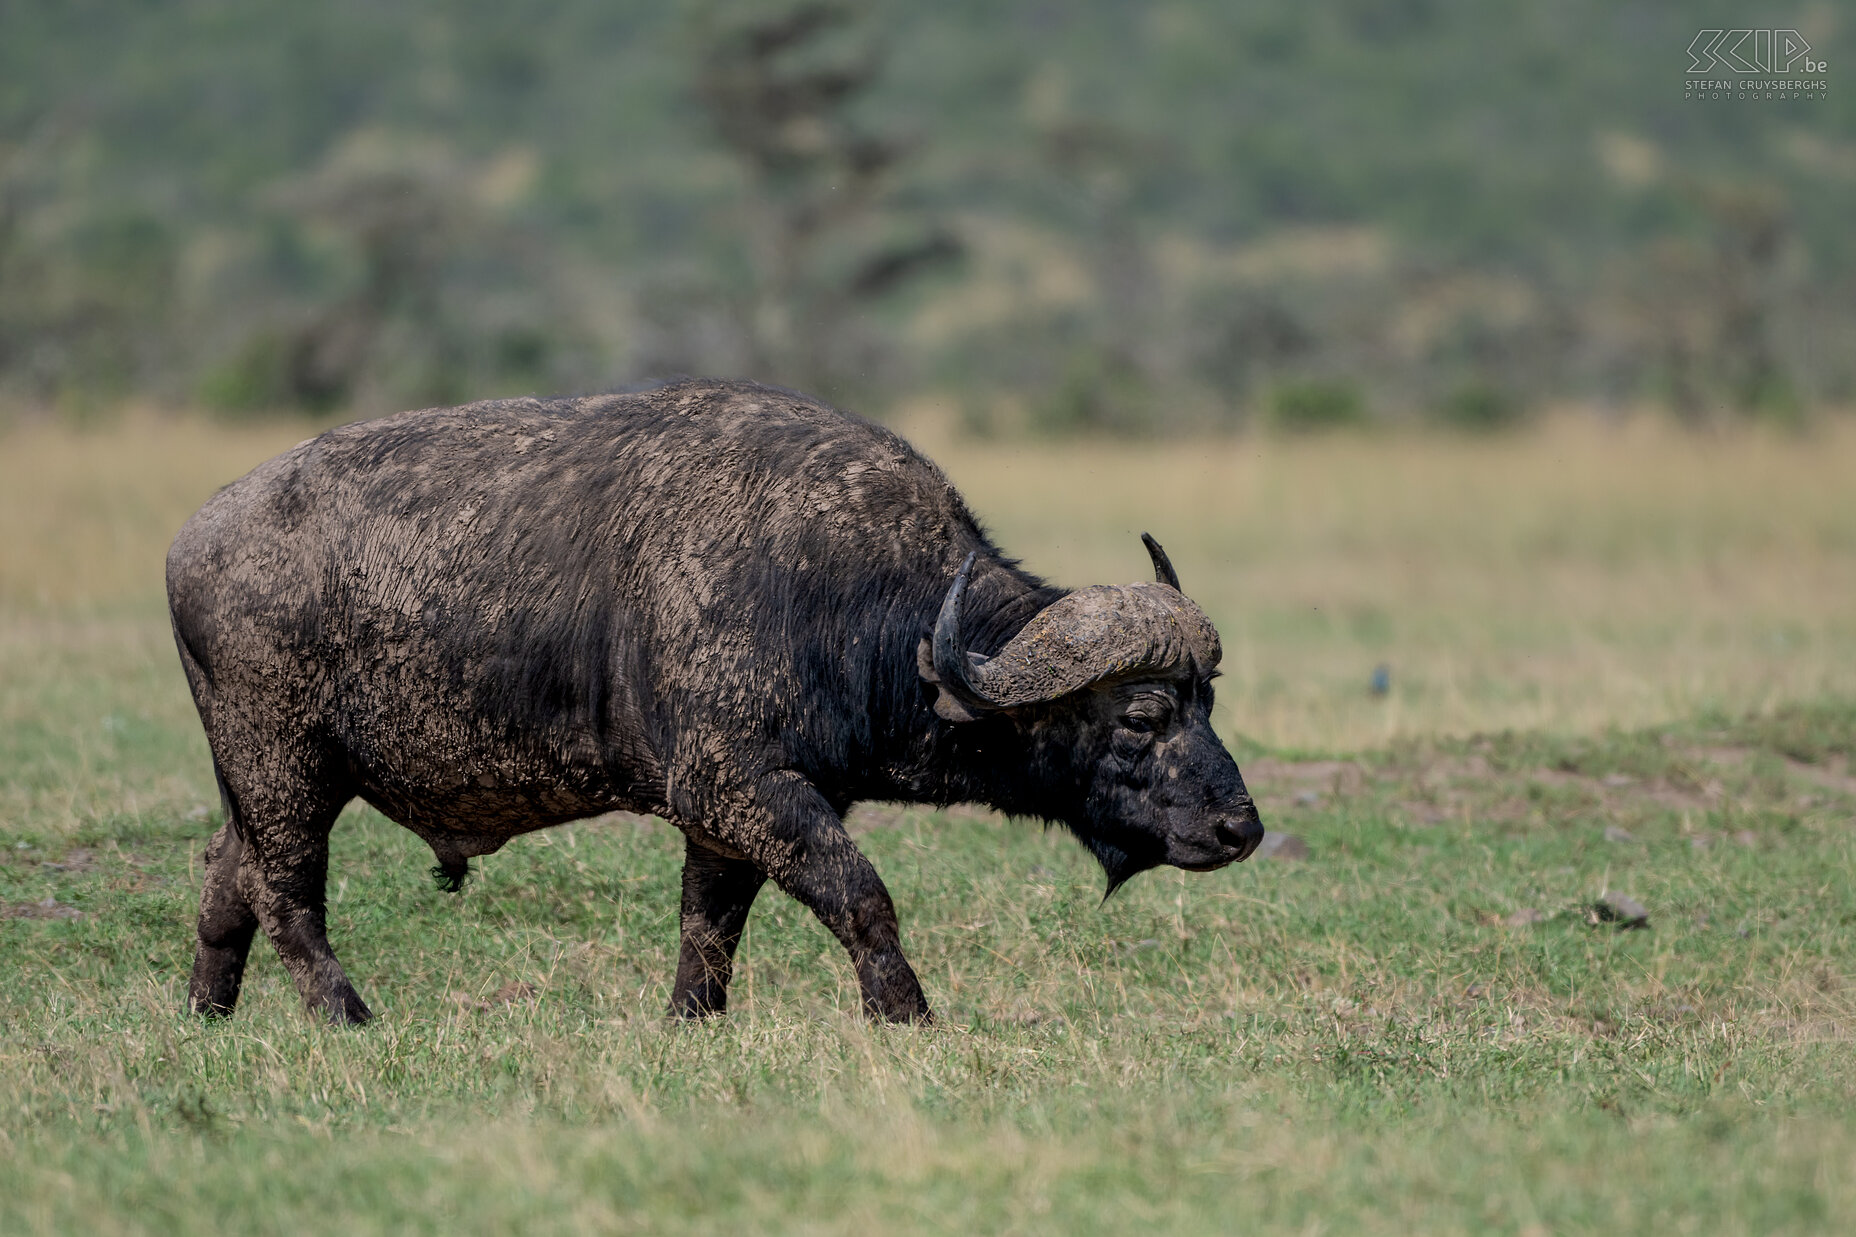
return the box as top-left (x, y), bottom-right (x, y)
top-left (1, 0), bottom-right (1850, 428)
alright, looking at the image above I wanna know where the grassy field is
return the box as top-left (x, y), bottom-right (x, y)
top-left (3, 410), bottom-right (1855, 1233)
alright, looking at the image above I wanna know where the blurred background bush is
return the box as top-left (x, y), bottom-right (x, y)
top-left (0, 0), bottom-right (1849, 432)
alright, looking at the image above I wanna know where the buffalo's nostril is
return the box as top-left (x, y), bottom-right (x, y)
top-left (1216, 816), bottom-right (1265, 861)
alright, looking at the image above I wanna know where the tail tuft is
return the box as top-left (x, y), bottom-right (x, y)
top-left (430, 860), bottom-right (470, 893)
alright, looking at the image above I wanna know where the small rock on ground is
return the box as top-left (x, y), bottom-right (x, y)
top-left (1589, 893), bottom-right (1650, 930)
top-left (1504, 908), bottom-right (1548, 927)
top-left (1253, 832), bottom-right (1310, 860)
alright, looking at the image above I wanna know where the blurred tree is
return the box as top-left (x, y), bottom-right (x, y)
top-left (0, 111), bottom-right (177, 410)
top-left (1032, 115), bottom-right (1167, 432)
top-left (203, 134), bottom-right (592, 415)
top-left (1638, 184), bottom-right (1799, 425)
top-left (1266, 378), bottom-right (1368, 433)
top-left (1705, 188), bottom-right (1795, 420)
top-left (273, 151), bottom-right (461, 410)
top-left (689, 0), bottom-right (961, 395)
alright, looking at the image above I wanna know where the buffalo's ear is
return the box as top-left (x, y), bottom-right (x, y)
top-left (917, 637), bottom-right (981, 723)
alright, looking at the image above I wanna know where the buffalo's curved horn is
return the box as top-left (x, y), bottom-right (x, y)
top-left (925, 546), bottom-right (1224, 722)
top-left (1141, 532), bottom-right (1182, 592)
top-left (962, 583), bottom-right (1222, 708)
top-left (929, 552), bottom-right (998, 719)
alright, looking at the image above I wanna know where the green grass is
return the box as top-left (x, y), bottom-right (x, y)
top-left (3, 417), bottom-right (1855, 1231)
top-left (4, 614), bottom-right (1855, 1232)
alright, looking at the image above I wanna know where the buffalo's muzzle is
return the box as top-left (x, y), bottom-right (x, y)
top-left (1170, 807), bottom-right (1264, 870)
top-left (1215, 813), bottom-right (1265, 863)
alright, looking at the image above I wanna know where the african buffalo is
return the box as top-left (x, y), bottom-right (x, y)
top-left (167, 379), bottom-right (1262, 1025)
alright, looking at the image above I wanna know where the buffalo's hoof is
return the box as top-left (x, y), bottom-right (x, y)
top-left (864, 994), bottom-right (933, 1025)
top-left (669, 992), bottom-right (728, 1020)
top-left (312, 987), bottom-right (374, 1027)
top-left (186, 997), bottom-right (236, 1019)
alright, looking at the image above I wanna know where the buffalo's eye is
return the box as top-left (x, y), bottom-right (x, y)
top-left (1119, 699), bottom-right (1173, 734)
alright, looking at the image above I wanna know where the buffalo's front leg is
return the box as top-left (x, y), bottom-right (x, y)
top-left (669, 838), bottom-right (766, 1018)
top-left (724, 770), bottom-right (930, 1023)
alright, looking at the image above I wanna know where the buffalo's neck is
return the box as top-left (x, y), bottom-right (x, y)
top-left (856, 553), bottom-right (1064, 807)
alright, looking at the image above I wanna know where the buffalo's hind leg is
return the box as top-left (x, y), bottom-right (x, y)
top-left (206, 743), bottom-right (372, 1025)
top-left (187, 820), bottom-right (258, 1016)
top-left (670, 838), bottom-right (767, 1018)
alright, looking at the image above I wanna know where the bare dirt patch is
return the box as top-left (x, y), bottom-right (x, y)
top-left (1249, 739), bottom-right (1847, 837)
top-left (37, 847), bottom-right (97, 873)
top-left (1783, 756), bottom-right (1856, 798)
top-left (6, 897), bottom-right (83, 920)
top-left (1246, 758), bottom-right (1367, 815)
